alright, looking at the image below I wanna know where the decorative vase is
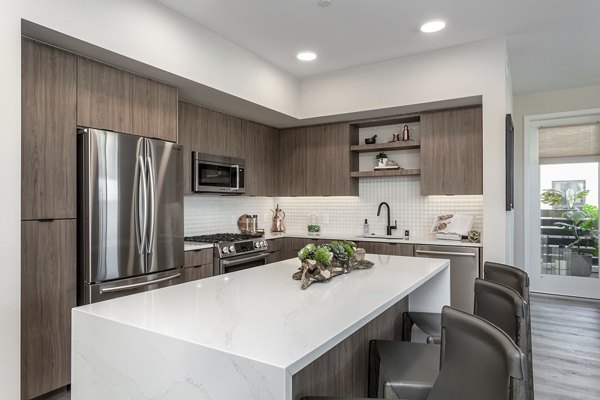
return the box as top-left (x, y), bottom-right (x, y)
top-left (377, 158), bottom-right (387, 168)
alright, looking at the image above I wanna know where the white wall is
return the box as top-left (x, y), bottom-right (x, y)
top-left (300, 38), bottom-right (512, 263)
top-left (0, 4), bottom-right (21, 399)
top-left (513, 84), bottom-right (600, 269)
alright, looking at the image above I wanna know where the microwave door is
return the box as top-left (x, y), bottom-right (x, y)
top-left (145, 138), bottom-right (184, 275)
top-left (196, 161), bottom-right (235, 192)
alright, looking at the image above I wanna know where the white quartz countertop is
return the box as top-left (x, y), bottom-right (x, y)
top-left (264, 232), bottom-right (483, 248)
top-left (183, 242), bottom-right (214, 251)
top-left (74, 255), bottom-right (449, 374)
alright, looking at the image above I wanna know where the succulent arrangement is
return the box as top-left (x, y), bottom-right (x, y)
top-left (293, 240), bottom-right (373, 289)
top-left (297, 240), bottom-right (357, 265)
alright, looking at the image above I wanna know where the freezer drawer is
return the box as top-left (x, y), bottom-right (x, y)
top-left (414, 245), bottom-right (480, 312)
top-left (81, 268), bottom-right (184, 304)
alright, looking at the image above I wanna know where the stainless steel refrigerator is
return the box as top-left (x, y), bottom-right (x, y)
top-left (78, 128), bottom-right (184, 304)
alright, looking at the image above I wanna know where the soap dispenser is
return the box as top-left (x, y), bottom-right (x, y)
top-left (363, 219), bottom-right (370, 236)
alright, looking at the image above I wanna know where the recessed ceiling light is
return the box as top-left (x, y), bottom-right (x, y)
top-left (319, 0), bottom-right (333, 7)
top-left (420, 19), bottom-right (446, 33)
top-left (297, 51), bottom-right (317, 61)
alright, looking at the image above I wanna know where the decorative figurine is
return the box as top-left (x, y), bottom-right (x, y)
top-left (402, 125), bottom-right (410, 141)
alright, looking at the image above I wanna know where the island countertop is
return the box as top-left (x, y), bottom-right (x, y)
top-left (72, 254), bottom-right (450, 399)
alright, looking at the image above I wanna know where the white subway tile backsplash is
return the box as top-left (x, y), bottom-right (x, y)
top-left (184, 177), bottom-right (483, 240)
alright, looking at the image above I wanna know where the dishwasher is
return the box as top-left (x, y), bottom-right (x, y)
top-left (414, 244), bottom-right (480, 313)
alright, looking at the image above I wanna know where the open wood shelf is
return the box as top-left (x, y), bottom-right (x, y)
top-left (350, 169), bottom-right (421, 178)
top-left (350, 140), bottom-right (420, 153)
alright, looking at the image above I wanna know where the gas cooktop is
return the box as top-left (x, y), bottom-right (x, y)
top-left (184, 233), bottom-right (263, 244)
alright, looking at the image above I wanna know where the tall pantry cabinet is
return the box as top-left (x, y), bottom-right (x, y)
top-left (21, 39), bottom-right (77, 400)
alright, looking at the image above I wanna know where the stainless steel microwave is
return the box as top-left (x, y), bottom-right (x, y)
top-left (192, 152), bottom-right (245, 194)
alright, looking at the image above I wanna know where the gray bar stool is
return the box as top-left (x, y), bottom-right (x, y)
top-left (373, 279), bottom-right (530, 399)
top-left (302, 306), bottom-right (525, 400)
top-left (402, 261), bottom-right (531, 344)
top-left (484, 261), bottom-right (533, 400)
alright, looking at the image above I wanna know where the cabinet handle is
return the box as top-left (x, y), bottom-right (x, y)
top-left (415, 250), bottom-right (477, 257)
top-left (38, 219), bottom-right (55, 223)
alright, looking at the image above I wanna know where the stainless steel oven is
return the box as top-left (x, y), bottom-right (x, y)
top-left (192, 152), bottom-right (245, 194)
top-left (184, 234), bottom-right (269, 275)
top-left (219, 252), bottom-right (268, 274)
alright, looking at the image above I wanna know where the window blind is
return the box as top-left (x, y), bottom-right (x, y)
top-left (539, 123), bottom-right (600, 159)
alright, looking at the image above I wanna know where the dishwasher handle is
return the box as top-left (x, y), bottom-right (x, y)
top-left (415, 249), bottom-right (477, 257)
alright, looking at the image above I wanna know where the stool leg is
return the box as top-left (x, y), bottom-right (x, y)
top-left (368, 340), bottom-right (381, 397)
top-left (402, 312), bottom-right (414, 342)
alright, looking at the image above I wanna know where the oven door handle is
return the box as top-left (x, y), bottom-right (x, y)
top-left (222, 253), bottom-right (268, 267)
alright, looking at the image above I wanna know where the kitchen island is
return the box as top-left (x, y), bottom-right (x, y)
top-left (71, 254), bottom-right (450, 399)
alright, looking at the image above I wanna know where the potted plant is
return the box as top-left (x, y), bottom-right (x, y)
top-left (555, 204), bottom-right (598, 276)
top-left (375, 152), bottom-right (388, 167)
top-left (541, 188), bottom-right (597, 276)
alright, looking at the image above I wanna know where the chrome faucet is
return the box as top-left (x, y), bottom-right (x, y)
top-left (377, 202), bottom-right (397, 236)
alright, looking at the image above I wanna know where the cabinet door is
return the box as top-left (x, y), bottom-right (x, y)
top-left (183, 264), bottom-right (213, 282)
top-left (77, 57), bottom-right (133, 133)
top-left (21, 220), bottom-right (76, 399)
top-left (132, 75), bottom-right (177, 142)
top-left (306, 124), bottom-right (358, 196)
top-left (420, 107), bottom-right (483, 195)
top-left (279, 128), bottom-right (307, 196)
top-left (267, 251), bottom-right (283, 264)
top-left (21, 40), bottom-right (77, 220)
top-left (201, 108), bottom-right (243, 157)
top-left (177, 101), bottom-right (199, 195)
top-left (242, 120), bottom-right (279, 196)
top-left (369, 242), bottom-right (414, 256)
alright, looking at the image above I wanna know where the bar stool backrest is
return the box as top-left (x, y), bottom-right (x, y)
top-left (428, 307), bottom-right (524, 400)
top-left (484, 261), bottom-right (534, 400)
top-left (484, 261), bottom-right (530, 302)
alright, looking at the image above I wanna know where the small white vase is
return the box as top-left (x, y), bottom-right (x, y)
top-left (377, 158), bottom-right (387, 167)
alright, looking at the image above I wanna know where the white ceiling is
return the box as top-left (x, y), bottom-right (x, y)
top-left (156, 0), bottom-right (600, 94)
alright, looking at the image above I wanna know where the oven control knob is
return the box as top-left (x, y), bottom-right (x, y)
top-left (255, 242), bottom-right (260, 248)
top-left (222, 246), bottom-right (229, 254)
top-left (262, 241), bottom-right (267, 247)
top-left (229, 245), bottom-right (235, 253)
top-left (264, 241), bottom-right (268, 248)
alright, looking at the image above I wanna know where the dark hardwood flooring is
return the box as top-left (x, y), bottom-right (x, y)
top-left (531, 293), bottom-right (600, 400)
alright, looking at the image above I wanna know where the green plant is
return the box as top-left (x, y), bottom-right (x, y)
top-left (298, 240), bottom-right (357, 265)
top-left (375, 152), bottom-right (387, 161)
top-left (556, 204), bottom-right (599, 256)
top-left (312, 247), bottom-right (333, 265)
top-left (540, 188), bottom-right (589, 209)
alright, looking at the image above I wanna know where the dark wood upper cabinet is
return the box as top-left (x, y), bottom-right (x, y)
top-left (77, 57), bottom-right (133, 134)
top-left (279, 127), bottom-right (308, 196)
top-left (279, 124), bottom-right (357, 197)
top-left (132, 75), bottom-right (178, 142)
top-left (21, 40), bottom-right (77, 220)
top-left (21, 219), bottom-right (76, 400)
top-left (78, 57), bottom-right (178, 141)
top-left (306, 124), bottom-right (358, 196)
top-left (242, 120), bottom-right (279, 196)
top-left (420, 106), bottom-right (483, 195)
top-left (177, 101), bottom-right (199, 195)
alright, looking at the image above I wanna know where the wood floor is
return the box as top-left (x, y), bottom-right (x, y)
top-left (531, 293), bottom-right (600, 400)
top-left (39, 293), bottom-right (600, 400)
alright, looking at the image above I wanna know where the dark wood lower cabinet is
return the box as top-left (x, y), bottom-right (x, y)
top-left (21, 219), bottom-right (76, 400)
top-left (182, 264), bottom-right (213, 282)
top-left (183, 249), bottom-right (214, 282)
top-left (292, 298), bottom-right (407, 399)
top-left (357, 241), bottom-right (414, 256)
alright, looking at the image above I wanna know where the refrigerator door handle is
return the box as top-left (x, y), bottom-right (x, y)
top-left (100, 272), bottom-right (181, 294)
top-left (146, 142), bottom-right (156, 254)
top-left (136, 154), bottom-right (147, 255)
